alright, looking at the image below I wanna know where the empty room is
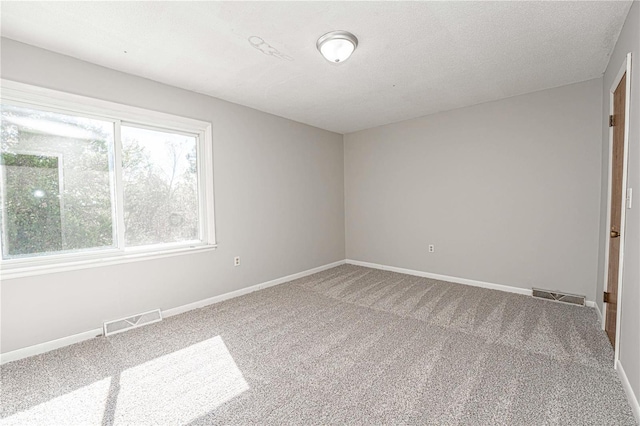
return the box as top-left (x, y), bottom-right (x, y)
top-left (1, 1), bottom-right (639, 425)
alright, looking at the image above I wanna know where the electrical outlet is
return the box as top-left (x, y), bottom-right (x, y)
top-left (234, 256), bottom-right (240, 267)
top-left (428, 245), bottom-right (435, 253)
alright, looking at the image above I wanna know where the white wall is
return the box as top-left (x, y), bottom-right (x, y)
top-left (597, 0), bottom-right (640, 411)
top-left (345, 79), bottom-right (603, 301)
top-left (3, 33), bottom-right (631, 398)
top-left (0, 38), bottom-right (345, 353)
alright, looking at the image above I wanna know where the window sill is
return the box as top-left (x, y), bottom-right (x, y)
top-left (0, 244), bottom-right (218, 280)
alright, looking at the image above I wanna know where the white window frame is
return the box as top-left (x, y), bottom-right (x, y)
top-left (0, 80), bottom-right (216, 279)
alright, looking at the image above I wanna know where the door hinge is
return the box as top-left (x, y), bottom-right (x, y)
top-left (609, 115), bottom-right (615, 127)
top-left (604, 291), bottom-right (614, 304)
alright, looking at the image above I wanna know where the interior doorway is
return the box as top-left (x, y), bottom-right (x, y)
top-left (603, 52), bottom-right (631, 363)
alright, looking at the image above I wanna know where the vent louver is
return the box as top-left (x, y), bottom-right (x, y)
top-left (103, 309), bottom-right (162, 336)
top-left (532, 288), bottom-right (585, 306)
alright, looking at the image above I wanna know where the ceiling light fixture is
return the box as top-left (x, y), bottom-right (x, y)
top-left (316, 31), bottom-right (358, 63)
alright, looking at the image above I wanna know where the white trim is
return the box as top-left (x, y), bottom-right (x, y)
top-left (616, 359), bottom-right (640, 423)
top-left (589, 300), bottom-right (603, 324)
top-left (602, 88), bottom-right (613, 331)
top-left (0, 328), bottom-right (103, 365)
top-left (113, 120), bottom-right (126, 250)
top-left (346, 259), bottom-right (598, 307)
top-left (0, 259), bottom-right (346, 364)
top-left (346, 259), bottom-right (532, 296)
top-left (0, 79), bottom-right (217, 276)
top-left (163, 260), bottom-right (346, 317)
top-left (1, 244), bottom-right (218, 280)
top-left (602, 53), bottom-right (632, 364)
top-left (0, 80), bottom-right (209, 132)
top-left (202, 124), bottom-right (216, 244)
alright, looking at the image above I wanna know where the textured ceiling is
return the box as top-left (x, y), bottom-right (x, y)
top-left (0, 1), bottom-right (632, 134)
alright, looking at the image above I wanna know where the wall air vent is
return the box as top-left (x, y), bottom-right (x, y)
top-left (103, 309), bottom-right (162, 337)
top-left (532, 288), bottom-right (585, 306)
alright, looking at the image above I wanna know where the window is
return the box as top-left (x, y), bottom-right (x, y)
top-left (0, 81), bottom-right (215, 277)
top-left (120, 125), bottom-right (200, 247)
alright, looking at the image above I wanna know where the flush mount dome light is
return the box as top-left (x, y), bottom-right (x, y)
top-left (316, 31), bottom-right (358, 63)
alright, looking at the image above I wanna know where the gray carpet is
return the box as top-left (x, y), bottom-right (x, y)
top-left (1, 264), bottom-right (637, 425)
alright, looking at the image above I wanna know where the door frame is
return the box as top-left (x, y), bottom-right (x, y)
top-left (602, 52), bottom-right (632, 365)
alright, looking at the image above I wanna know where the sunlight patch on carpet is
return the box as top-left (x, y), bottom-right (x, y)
top-left (0, 377), bottom-right (111, 426)
top-left (113, 336), bottom-right (248, 425)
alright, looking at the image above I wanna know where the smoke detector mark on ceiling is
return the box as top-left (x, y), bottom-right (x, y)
top-left (248, 36), bottom-right (293, 61)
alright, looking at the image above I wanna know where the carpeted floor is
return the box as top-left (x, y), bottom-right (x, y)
top-left (1, 264), bottom-right (637, 425)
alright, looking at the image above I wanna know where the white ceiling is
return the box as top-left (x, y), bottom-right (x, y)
top-left (0, 1), bottom-right (632, 134)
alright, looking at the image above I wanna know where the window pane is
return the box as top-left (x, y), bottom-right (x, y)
top-left (0, 104), bottom-right (116, 258)
top-left (121, 126), bottom-right (199, 247)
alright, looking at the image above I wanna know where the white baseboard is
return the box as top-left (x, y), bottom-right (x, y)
top-left (346, 259), bottom-right (533, 296)
top-left (587, 300), bottom-right (603, 324)
top-left (617, 359), bottom-right (640, 423)
top-left (346, 259), bottom-right (598, 308)
top-left (0, 259), bottom-right (602, 365)
top-left (0, 259), bottom-right (346, 365)
top-left (162, 259), bottom-right (345, 317)
top-left (0, 328), bottom-right (103, 365)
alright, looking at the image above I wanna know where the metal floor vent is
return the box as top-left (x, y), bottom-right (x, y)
top-left (532, 288), bottom-right (585, 307)
top-left (103, 309), bottom-right (162, 336)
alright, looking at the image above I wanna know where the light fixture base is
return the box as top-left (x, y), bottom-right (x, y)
top-left (316, 30), bottom-right (358, 63)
